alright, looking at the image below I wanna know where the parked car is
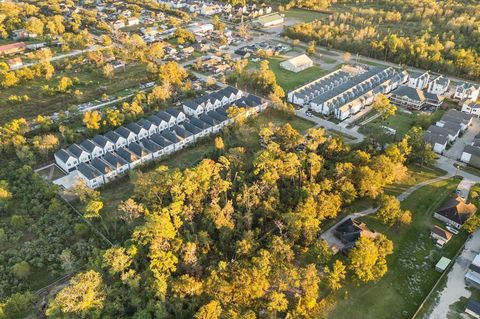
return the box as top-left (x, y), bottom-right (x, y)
top-left (446, 225), bottom-right (459, 235)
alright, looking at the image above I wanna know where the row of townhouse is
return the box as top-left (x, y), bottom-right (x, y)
top-left (55, 87), bottom-right (266, 188)
top-left (423, 109), bottom-right (473, 154)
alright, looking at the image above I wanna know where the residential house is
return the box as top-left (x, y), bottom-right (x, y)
top-left (104, 131), bottom-right (128, 150)
top-left (333, 218), bottom-right (378, 251)
top-left (183, 99), bottom-right (205, 117)
top-left (280, 54), bottom-right (313, 73)
top-left (423, 131), bottom-right (448, 154)
top-left (433, 195), bottom-right (477, 229)
top-left (80, 139), bottom-right (104, 159)
top-left (137, 118), bottom-right (158, 136)
top-left (427, 76), bottom-right (450, 95)
top-left (126, 122), bottom-right (149, 141)
top-left (462, 100), bottom-right (480, 117)
top-left (208, 110), bottom-right (229, 128)
top-left (157, 111), bottom-right (176, 129)
top-left (67, 144), bottom-right (91, 163)
top-left (466, 254), bottom-right (480, 289)
top-left (430, 226), bottom-right (453, 247)
top-left (11, 29), bottom-right (36, 41)
top-left (115, 126), bottom-right (137, 144)
top-left (91, 158), bottom-right (117, 183)
top-left (0, 42), bottom-right (26, 56)
top-left (150, 133), bottom-right (175, 155)
top-left (77, 163), bottom-right (104, 189)
top-left (183, 122), bottom-right (204, 140)
top-left (389, 86), bottom-right (426, 110)
top-left (461, 145), bottom-right (480, 168)
top-left (407, 71), bottom-right (430, 90)
top-left (427, 124), bottom-right (459, 142)
top-left (93, 135), bottom-right (115, 153)
top-left (199, 114), bottom-right (222, 132)
top-left (160, 130), bottom-right (183, 150)
top-left (142, 139), bottom-right (163, 159)
top-left (442, 109), bottom-right (473, 131)
top-left (165, 108), bottom-right (187, 124)
top-left (465, 299), bottom-right (480, 319)
top-left (454, 82), bottom-right (480, 101)
top-left (172, 125), bottom-right (194, 145)
top-left (190, 117), bottom-right (213, 135)
top-left (103, 151), bottom-right (129, 174)
top-left (128, 142), bottom-right (152, 163)
top-left (54, 149), bottom-right (79, 172)
top-left (7, 57), bottom-right (22, 69)
top-left (147, 115), bottom-right (169, 132)
top-left (116, 147), bottom-right (142, 169)
top-left (424, 92), bottom-right (445, 107)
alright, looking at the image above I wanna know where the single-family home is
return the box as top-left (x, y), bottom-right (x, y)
top-left (142, 139), bottom-right (164, 159)
top-left (427, 124), bottom-right (458, 142)
top-left (333, 218), bottom-right (378, 251)
top-left (407, 71), bottom-right (430, 90)
top-left (80, 139), bottom-right (104, 159)
top-left (116, 147), bottom-right (142, 169)
top-left (454, 82), bottom-right (480, 101)
top-left (128, 142), bottom-right (153, 163)
top-left (137, 119), bottom-right (158, 136)
top-left (427, 76), bottom-right (450, 95)
top-left (280, 54), bottom-right (313, 73)
top-left (424, 92), bottom-right (445, 107)
top-left (115, 126), bottom-right (137, 144)
top-left (150, 133), bottom-right (175, 155)
top-left (103, 152), bottom-right (129, 175)
top-left (157, 111), bottom-right (176, 129)
top-left (54, 149), bottom-right (79, 172)
top-left (77, 163), bottom-right (104, 189)
top-left (0, 42), bottom-right (26, 56)
top-left (93, 135), bottom-right (115, 153)
top-left (430, 225), bottom-right (453, 247)
top-left (161, 130), bottom-right (183, 150)
top-left (165, 108), bottom-right (187, 124)
top-left (465, 299), bottom-right (480, 319)
top-left (91, 158), bottom-right (117, 183)
top-left (67, 144), bottom-right (91, 163)
top-left (423, 131), bottom-right (448, 154)
top-left (172, 125), bottom-right (194, 145)
top-left (466, 254), bottom-right (480, 289)
top-left (126, 122), bottom-right (149, 141)
top-left (147, 115), bottom-right (169, 132)
top-left (104, 131), bottom-right (128, 150)
top-left (434, 195), bottom-right (477, 229)
top-left (462, 100), bottom-right (480, 117)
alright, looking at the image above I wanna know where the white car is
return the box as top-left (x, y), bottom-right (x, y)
top-left (446, 225), bottom-right (459, 235)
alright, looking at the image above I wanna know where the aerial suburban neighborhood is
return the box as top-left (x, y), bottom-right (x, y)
top-left (0, 0), bottom-right (479, 318)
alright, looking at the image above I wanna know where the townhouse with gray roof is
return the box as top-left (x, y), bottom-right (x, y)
top-left (407, 71), bottom-right (430, 90)
top-left (93, 135), bottom-right (115, 153)
top-left (91, 158), bottom-right (117, 183)
top-left (54, 149), bottom-right (79, 172)
top-left (454, 82), bottom-right (479, 101)
top-left (427, 75), bottom-right (450, 96)
top-left (80, 139), bottom-right (104, 159)
top-left (77, 162), bottom-right (104, 188)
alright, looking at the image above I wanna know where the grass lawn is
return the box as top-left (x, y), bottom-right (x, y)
top-left (99, 109), bottom-right (316, 219)
top-left (360, 111), bottom-right (416, 138)
top-left (331, 177), bottom-right (465, 319)
top-left (248, 56), bottom-right (327, 92)
top-left (0, 63), bottom-right (152, 124)
top-left (284, 8), bottom-right (330, 23)
top-left (383, 164), bottom-right (446, 197)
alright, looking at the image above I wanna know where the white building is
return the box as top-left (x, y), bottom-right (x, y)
top-left (54, 149), bottom-right (79, 172)
top-left (427, 76), bottom-right (450, 95)
top-left (77, 163), bottom-right (104, 189)
top-left (462, 100), bottom-right (480, 117)
top-left (407, 71), bottom-right (430, 90)
top-left (455, 82), bottom-right (480, 101)
top-left (280, 54), bottom-right (313, 73)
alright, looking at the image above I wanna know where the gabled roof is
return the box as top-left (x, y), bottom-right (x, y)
top-left (161, 130), bottom-right (180, 143)
top-left (103, 151), bottom-right (128, 168)
top-left (55, 149), bottom-right (75, 162)
top-left (208, 110), bottom-right (229, 122)
top-left (184, 99), bottom-right (202, 110)
top-left (427, 125), bottom-right (455, 137)
top-left (147, 115), bottom-right (167, 126)
top-left (137, 118), bottom-right (156, 130)
top-left (91, 158), bottom-right (114, 174)
top-left (199, 114), bottom-right (218, 125)
top-left (463, 145), bottom-right (480, 157)
top-left (423, 131), bottom-right (448, 146)
top-left (165, 108), bottom-right (183, 117)
top-left (115, 126), bottom-right (135, 139)
top-left (444, 109), bottom-right (473, 123)
top-left (280, 54), bottom-right (313, 68)
top-left (77, 163), bottom-right (103, 180)
top-left (183, 122), bottom-right (202, 134)
top-left (466, 300), bottom-right (480, 315)
top-left (392, 85), bottom-right (425, 102)
top-left (190, 117), bottom-right (212, 129)
top-left (105, 131), bottom-right (124, 143)
top-left (172, 125), bottom-right (192, 138)
top-left (93, 135), bottom-right (112, 148)
top-left (431, 226), bottom-right (453, 241)
top-left (67, 144), bottom-right (88, 157)
top-left (157, 111), bottom-right (174, 122)
top-left (142, 139), bottom-right (163, 152)
top-left (126, 122), bottom-right (145, 135)
top-left (117, 147), bottom-right (139, 163)
top-left (150, 133), bottom-right (173, 147)
top-left (128, 142), bottom-right (151, 157)
top-left (435, 195), bottom-right (477, 225)
top-left (80, 139), bottom-right (101, 153)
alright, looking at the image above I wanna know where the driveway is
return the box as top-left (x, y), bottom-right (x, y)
top-left (429, 230), bottom-right (480, 319)
top-left (445, 118), bottom-right (480, 160)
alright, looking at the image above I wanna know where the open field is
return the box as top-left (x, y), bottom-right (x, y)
top-left (284, 8), bottom-right (331, 23)
top-left (383, 165), bottom-right (447, 197)
top-left (331, 177), bottom-right (466, 319)
top-left (248, 56), bottom-right (327, 92)
top-left (0, 63), bottom-right (153, 124)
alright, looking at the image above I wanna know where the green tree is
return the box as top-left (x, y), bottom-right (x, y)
top-left (325, 260), bottom-right (346, 290)
top-left (12, 261), bottom-right (31, 279)
top-left (376, 194), bottom-right (411, 226)
top-left (372, 94), bottom-right (396, 121)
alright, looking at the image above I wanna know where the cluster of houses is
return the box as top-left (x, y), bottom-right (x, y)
top-left (288, 66), bottom-right (408, 120)
top-left (423, 109), bottom-right (473, 154)
top-left (54, 86), bottom-right (266, 188)
top-left (235, 41), bottom-right (291, 58)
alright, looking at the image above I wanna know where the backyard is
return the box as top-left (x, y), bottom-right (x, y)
top-left (331, 177), bottom-right (466, 319)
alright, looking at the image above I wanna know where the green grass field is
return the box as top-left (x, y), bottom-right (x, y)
top-left (331, 177), bottom-right (465, 319)
top-left (248, 56), bottom-right (327, 92)
top-left (284, 8), bottom-right (331, 23)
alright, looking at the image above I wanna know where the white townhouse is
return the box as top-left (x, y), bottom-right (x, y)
top-left (137, 118), bottom-right (158, 137)
top-left (200, 114), bottom-right (222, 133)
top-left (117, 147), bottom-right (142, 169)
top-left (91, 158), bottom-right (117, 183)
top-left (93, 135), bottom-right (115, 153)
top-left (423, 132), bottom-right (448, 154)
top-left (147, 115), bottom-right (169, 132)
top-left (128, 142), bottom-right (153, 163)
top-left (407, 71), bottom-right (430, 90)
top-left (150, 133), bottom-right (175, 155)
top-left (126, 122), bottom-right (149, 141)
top-left (172, 125), bottom-right (194, 145)
top-left (209, 92), bottom-right (230, 108)
top-left (183, 99), bottom-right (204, 117)
top-left (441, 109), bottom-right (473, 131)
top-left (115, 126), bottom-right (137, 145)
top-left (462, 100), bottom-right (480, 117)
top-left (80, 139), bottom-right (104, 159)
top-left (427, 124), bottom-right (458, 143)
top-left (104, 131), bottom-right (127, 150)
top-left (165, 108), bottom-right (187, 124)
top-left (190, 117), bottom-right (213, 135)
top-left (455, 82), bottom-right (480, 101)
top-left (161, 130), bottom-right (184, 150)
top-left (67, 144), bottom-right (91, 163)
top-left (54, 149), bottom-right (79, 172)
top-left (142, 139), bottom-right (164, 159)
top-left (103, 152), bottom-right (129, 175)
top-left (209, 110), bottom-right (230, 129)
top-left (427, 76), bottom-right (450, 96)
top-left (157, 111), bottom-right (176, 129)
top-left (183, 122), bottom-right (204, 140)
top-left (77, 163), bottom-right (104, 189)
top-left (221, 86), bottom-right (243, 103)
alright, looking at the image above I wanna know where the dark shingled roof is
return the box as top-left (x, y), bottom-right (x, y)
top-left (172, 125), bottom-right (192, 138)
top-left (435, 195), bottom-right (477, 225)
top-left (67, 144), bottom-right (87, 158)
top-left (142, 139), bottom-right (163, 152)
top-left (147, 115), bottom-right (167, 126)
top-left (392, 85), bottom-right (425, 102)
top-left (431, 226), bottom-right (453, 241)
top-left (93, 135), bottom-right (112, 148)
top-left (55, 149), bottom-right (74, 162)
top-left (466, 299), bottom-right (480, 315)
top-left (165, 108), bottom-right (183, 118)
top-left (150, 133), bottom-right (173, 148)
top-left (183, 122), bottom-right (202, 135)
top-left (423, 131), bottom-right (448, 146)
top-left (91, 158), bottom-right (114, 174)
top-left (105, 131), bottom-right (124, 143)
top-left (117, 147), bottom-right (139, 163)
top-left (103, 152), bottom-right (128, 168)
top-left (161, 130), bottom-right (180, 143)
top-left (190, 117), bottom-right (212, 130)
top-left (137, 118), bottom-right (155, 130)
top-left (128, 142), bottom-right (151, 158)
top-left (157, 111), bottom-right (173, 122)
top-left (80, 139), bottom-right (100, 153)
top-left (77, 163), bottom-right (102, 180)
top-left (126, 122), bottom-right (144, 135)
top-left (115, 126), bottom-right (134, 139)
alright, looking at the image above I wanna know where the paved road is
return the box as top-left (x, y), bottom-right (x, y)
top-left (295, 108), bottom-right (365, 143)
top-left (445, 118), bottom-right (480, 160)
